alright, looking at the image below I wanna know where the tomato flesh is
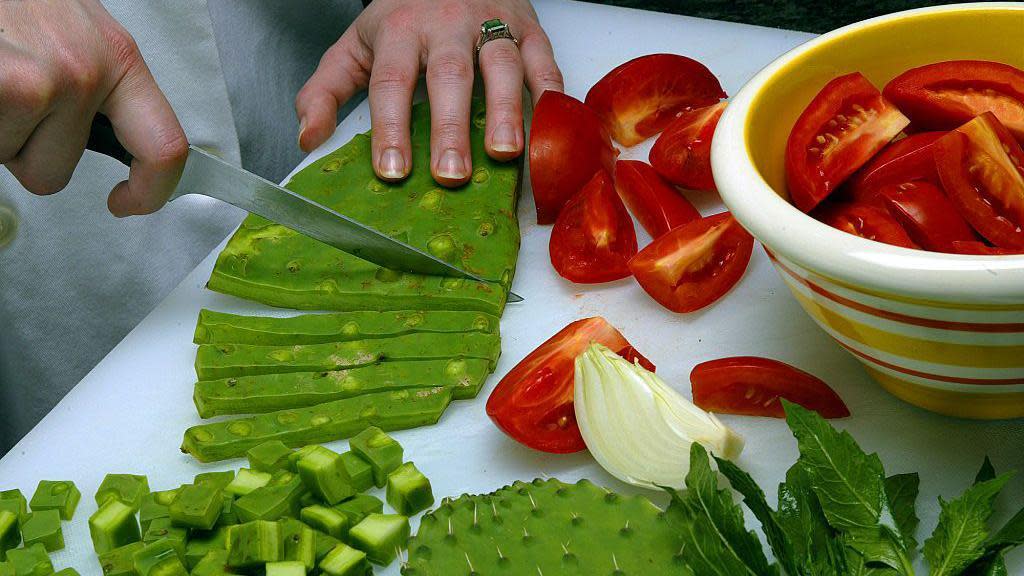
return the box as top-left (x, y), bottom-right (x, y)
top-left (529, 90), bottom-right (617, 224)
top-left (877, 181), bottom-right (976, 252)
top-left (843, 131), bottom-right (946, 202)
top-left (785, 73), bottom-right (910, 212)
top-left (934, 112), bottom-right (1024, 249)
top-left (613, 160), bottom-right (700, 238)
top-left (585, 54), bottom-right (726, 146)
top-left (628, 212), bottom-right (754, 313)
top-left (649, 101), bottom-right (726, 191)
top-left (950, 240), bottom-right (1024, 256)
top-left (815, 201), bottom-right (918, 248)
top-left (486, 317), bottom-right (653, 453)
top-left (549, 170), bottom-right (637, 283)
top-left (883, 60), bottom-right (1024, 143)
top-left (691, 356), bottom-right (850, 419)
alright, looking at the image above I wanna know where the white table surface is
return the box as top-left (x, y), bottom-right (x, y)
top-left (4, 1), bottom-right (1022, 574)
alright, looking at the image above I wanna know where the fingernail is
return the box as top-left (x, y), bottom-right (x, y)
top-left (379, 147), bottom-right (407, 180)
top-left (297, 117), bottom-right (307, 148)
top-left (492, 122), bottom-right (518, 153)
top-left (437, 148), bottom-right (467, 180)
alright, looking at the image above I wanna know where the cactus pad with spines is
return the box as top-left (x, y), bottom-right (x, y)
top-left (403, 478), bottom-right (687, 576)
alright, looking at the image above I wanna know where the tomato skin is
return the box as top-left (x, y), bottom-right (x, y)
top-left (815, 201), bottom-right (918, 249)
top-left (649, 102), bottom-right (726, 191)
top-left (529, 90), bottom-right (618, 224)
top-left (613, 160), bottom-right (700, 238)
top-left (951, 240), bottom-right (1024, 256)
top-left (628, 212), bottom-right (754, 313)
top-left (883, 60), bottom-right (1024, 143)
top-left (691, 357), bottom-right (850, 419)
top-left (549, 170), bottom-right (637, 284)
top-left (486, 317), bottom-right (652, 454)
top-left (843, 132), bottom-right (946, 201)
top-left (877, 181), bottom-right (976, 252)
top-left (934, 112), bottom-right (1024, 249)
top-left (585, 54), bottom-right (726, 147)
top-left (785, 73), bottom-right (910, 212)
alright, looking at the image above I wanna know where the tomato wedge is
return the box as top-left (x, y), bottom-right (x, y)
top-left (843, 131), bottom-right (946, 201)
top-left (486, 317), bottom-right (654, 453)
top-left (785, 73), bottom-right (910, 212)
top-left (549, 170), bottom-right (637, 283)
top-left (950, 240), bottom-right (1024, 256)
top-left (585, 54), bottom-right (726, 147)
top-left (690, 357), bottom-right (850, 419)
top-left (883, 60), bottom-right (1024, 143)
top-left (628, 212), bottom-right (754, 313)
top-left (649, 101), bottom-right (726, 191)
top-left (529, 90), bottom-right (617, 224)
top-left (815, 201), bottom-right (918, 248)
top-left (613, 160), bottom-right (700, 238)
top-left (877, 181), bottom-right (976, 252)
top-left (934, 112), bottom-right (1024, 249)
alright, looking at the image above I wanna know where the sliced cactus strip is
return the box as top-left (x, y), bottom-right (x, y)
top-left (194, 358), bottom-right (491, 418)
top-left (181, 387), bottom-right (453, 462)
top-left (194, 309), bottom-right (499, 346)
top-left (404, 478), bottom-right (686, 576)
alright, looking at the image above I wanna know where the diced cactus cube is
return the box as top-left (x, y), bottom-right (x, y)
top-left (183, 526), bottom-right (228, 570)
top-left (132, 539), bottom-right (188, 576)
top-left (139, 490), bottom-right (179, 534)
top-left (97, 542), bottom-right (144, 576)
top-left (216, 494), bottom-right (238, 527)
top-left (300, 505), bottom-right (349, 539)
top-left (333, 495), bottom-right (382, 526)
top-left (348, 427), bottom-right (402, 488)
top-left (20, 510), bottom-right (63, 552)
top-left (5, 544), bottom-right (52, 576)
top-left (266, 561), bottom-right (306, 576)
top-left (0, 491), bottom-right (27, 525)
top-left (247, 441), bottom-right (293, 473)
top-left (287, 446), bottom-right (317, 473)
top-left (189, 550), bottom-right (231, 576)
top-left (226, 520), bottom-right (282, 569)
top-left (95, 474), bottom-right (149, 511)
top-left (225, 469), bottom-right (271, 497)
top-left (194, 472), bottom-right (235, 492)
top-left (234, 472), bottom-right (305, 522)
top-left (278, 518), bottom-right (316, 571)
top-left (318, 543), bottom-right (371, 576)
top-left (339, 452), bottom-right (373, 493)
top-left (296, 447), bottom-right (353, 505)
top-left (89, 499), bottom-right (141, 554)
top-left (386, 462), bottom-right (434, 516)
top-left (347, 513), bottom-right (409, 565)
top-left (168, 484), bottom-right (221, 530)
top-left (29, 481), bottom-right (80, 520)
top-left (0, 511), bottom-right (19, 561)
top-left (142, 518), bottom-right (187, 559)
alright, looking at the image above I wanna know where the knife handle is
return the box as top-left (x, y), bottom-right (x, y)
top-left (86, 114), bottom-right (133, 167)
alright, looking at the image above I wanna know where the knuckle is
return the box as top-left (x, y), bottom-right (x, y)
top-left (54, 49), bottom-right (104, 95)
top-left (427, 53), bottom-right (472, 86)
top-left (3, 60), bottom-right (58, 114)
top-left (368, 63), bottom-right (413, 94)
top-left (433, 118), bottom-right (465, 144)
top-left (436, 1), bottom-right (469, 23)
top-left (151, 126), bottom-right (189, 170)
top-left (532, 66), bottom-right (564, 89)
top-left (481, 44), bottom-right (521, 72)
top-left (381, 6), bottom-right (417, 31)
top-left (102, 24), bottom-right (143, 71)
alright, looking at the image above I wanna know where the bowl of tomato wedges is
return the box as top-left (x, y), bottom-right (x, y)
top-left (711, 3), bottom-right (1024, 419)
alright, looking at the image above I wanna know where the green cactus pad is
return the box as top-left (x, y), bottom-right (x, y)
top-left (182, 387), bottom-right (452, 462)
top-left (194, 309), bottom-right (499, 346)
top-left (206, 101), bottom-right (520, 315)
top-left (194, 358), bottom-right (491, 418)
top-left (403, 478), bottom-right (686, 576)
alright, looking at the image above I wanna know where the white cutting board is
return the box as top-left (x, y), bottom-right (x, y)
top-left (3, 1), bottom-right (1021, 574)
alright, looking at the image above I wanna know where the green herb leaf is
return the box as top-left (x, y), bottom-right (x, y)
top-left (777, 463), bottom-right (849, 576)
top-left (963, 552), bottom-right (1008, 576)
top-left (923, 473), bottom-right (1012, 576)
top-left (844, 524), bottom-right (913, 573)
top-left (846, 546), bottom-right (902, 576)
top-left (975, 457), bottom-right (996, 485)
top-left (986, 505), bottom-right (1024, 550)
top-left (885, 473), bottom-right (920, 551)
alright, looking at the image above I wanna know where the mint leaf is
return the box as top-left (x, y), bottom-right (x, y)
top-left (845, 525), bottom-right (913, 573)
top-left (975, 457), bottom-right (996, 485)
top-left (716, 456), bottom-right (802, 576)
top-left (923, 473), bottom-right (1012, 576)
top-left (666, 443), bottom-right (778, 576)
top-left (963, 552), bottom-right (1008, 576)
top-left (846, 546), bottom-right (901, 576)
top-left (987, 505), bottom-right (1024, 550)
top-left (885, 473), bottom-right (920, 551)
top-left (778, 463), bottom-right (845, 575)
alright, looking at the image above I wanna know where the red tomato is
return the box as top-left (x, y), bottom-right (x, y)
top-left (613, 160), bottom-right (700, 238)
top-left (815, 202), bottom-right (918, 248)
top-left (549, 170), bottom-right (637, 283)
top-left (690, 357), bottom-right (850, 419)
top-left (877, 181), bottom-right (976, 252)
top-left (618, 345), bottom-right (657, 372)
top-left (585, 54), bottom-right (726, 147)
top-left (649, 101), bottom-right (726, 191)
top-left (883, 60), bottom-right (1024, 143)
top-left (934, 112), bottom-right (1024, 249)
top-left (843, 132), bottom-right (946, 201)
top-left (950, 241), bottom-right (1024, 256)
top-left (486, 317), bottom-right (653, 453)
top-left (785, 73), bottom-right (910, 212)
top-left (628, 212), bottom-right (754, 313)
top-left (529, 90), bottom-right (617, 224)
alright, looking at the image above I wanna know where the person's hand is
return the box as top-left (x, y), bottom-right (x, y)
top-left (0, 0), bottom-right (187, 216)
top-left (296, 0), bottom-right (563, 188)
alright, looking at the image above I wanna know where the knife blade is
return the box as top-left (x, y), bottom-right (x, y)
top-left (87, 116), bottom-right (522, 302)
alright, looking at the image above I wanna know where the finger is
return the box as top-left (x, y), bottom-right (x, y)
top-left (426, 44), bottom-right (474, 187)
top-left (0, 56), bottom-right (57, 164)
top-left (296, 32), bottom-right (370, 153)
top-left (478, 38), bottom-right (525, 161)
top-left (367, 34), bottom-right (418, 182)
top-left (5, 107), bottom-right (92, 196)
top-left (101, 58), bottom-right (188, 217)
top-left (519, 28), bottom-right (564, 104)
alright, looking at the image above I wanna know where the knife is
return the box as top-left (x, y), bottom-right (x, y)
top-left (87, 115), bottom-right (522, 302)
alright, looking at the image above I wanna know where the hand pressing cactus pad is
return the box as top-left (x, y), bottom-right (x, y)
top-left (206, 99), bottom-right (521, 315)
top-left (194, 332), bottom-right (501, 380)
top-left (404, 478), bottom-right (686, 576)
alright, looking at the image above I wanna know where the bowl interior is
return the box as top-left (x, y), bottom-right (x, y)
top-left (747, 5), bottom-right (1024, 201)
